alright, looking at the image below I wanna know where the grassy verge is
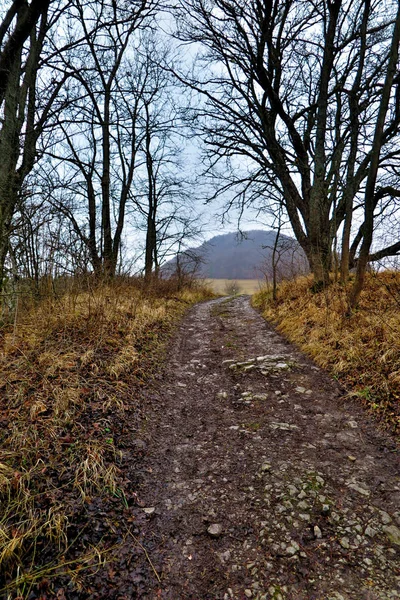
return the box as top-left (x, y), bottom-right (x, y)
top-left (0, 277), bottom-right (213, 598)
top-left (253, 272), bottom-right (400, 434)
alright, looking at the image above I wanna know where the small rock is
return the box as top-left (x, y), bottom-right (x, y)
top-left (295, 386), bottom-right (306, 393)
top-left (207, 523), bottom-right (223, 537)
top-left (347, 455), bottom-right (357, 462)
top-left (217, 391), bottom-right (228, 399)
top-left (379, 510), bottom-right (392, 525)
top-left (270, 422), bottom-right (298, 430)
top-left (322, 504), bottom-right (331, 515)
top-left (347, 481), bottom-right (370, 496)
top-left (347, 420), bottom-right (358, 428)
top-left (143, 507), bottom-right (155, 515)
top-left (339, 536), bottom-right (350, 549)
top-left (286, 545), bottom-right (298, 556)
top-left (383, 524), bottom-right (400, 546)
top-left (217, 550), bottom-right (231, 563)
top-left (314, 525), bottom-right (322, 539)
top-left (261, 462), bottom-right (271, 472)
top-left (299, 513), bottom-right (310, 521)
top-left (244, 590), bottom-right (252, 598)
top-left (365, 525), bottom-right (376, 538)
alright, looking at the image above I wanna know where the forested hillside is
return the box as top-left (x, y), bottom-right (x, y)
top-left (164, 230), bottom-right (308, 280)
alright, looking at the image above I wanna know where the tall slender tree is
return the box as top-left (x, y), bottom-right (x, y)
top-left (0, 0), bottom-right (69, 291)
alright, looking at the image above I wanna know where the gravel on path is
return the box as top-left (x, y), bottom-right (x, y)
top-left (138, 296), bottom-right (400, 600)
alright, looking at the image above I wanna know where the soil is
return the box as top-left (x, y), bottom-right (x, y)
top-left (134, 296), bottom-right (400, 600)
top-left (66, 295), bottom-right (400, 600)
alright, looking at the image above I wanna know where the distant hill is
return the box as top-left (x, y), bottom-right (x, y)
top-left (164, 230), bottom-right (309, 280)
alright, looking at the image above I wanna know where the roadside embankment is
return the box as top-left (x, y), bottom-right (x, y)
top-left (0, 277), bottom-right (213, 597)
top-left (253, 272), bottom-right (400, 434)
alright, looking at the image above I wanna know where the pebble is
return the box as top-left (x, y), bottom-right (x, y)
top-left (380, 510), bottom-right (392, 525)
top-left (261, 462), bottom-right (271, 472)
top-left (347, 481), bottom-right (370, 496)
top-left (314, 525), bottom-right (322, 539)
top-left (286, 541), bottom-right (300, 555)
top-left (340, 537), bottom-right (350, 549)
top-left (207, 523), bottom-right (223, 537)
top-left (383, 524), bottom-right (400, 546)
top-left (365, 525), bottom-right (376, 538)
top-left (244, 590), bottom-right (252, 598)
top-left (143, 507), bottom-right (155, 515)
top-left (218, 550), bottom-right (231, 563)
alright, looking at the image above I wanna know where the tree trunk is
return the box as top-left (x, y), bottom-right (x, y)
top-left (101, 87), bottom-right (113, 278)
top-left (144, 213), bottom-right (156, 280)
top-left (307, 187), bottom-right (332, 287)
top-left (0, 42), bottom-right (21, 292)
top-left (350, 5), bottom-right (400, 308)
top-left (340, 0), bottom-right (370, 283)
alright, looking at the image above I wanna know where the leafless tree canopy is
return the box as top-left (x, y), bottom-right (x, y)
top-left (175, 0), bottom-right (400, 300)
top-left (0, 0), bottom-right (399, 303)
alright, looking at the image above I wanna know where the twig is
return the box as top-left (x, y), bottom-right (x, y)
top-left (12, 293), bottom-right (19, 344)
top-left (125, 526), bottom-right (161, 583)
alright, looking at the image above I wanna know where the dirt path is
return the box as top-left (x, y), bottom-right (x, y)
top-left (138, 296), bottom-right (400, 600)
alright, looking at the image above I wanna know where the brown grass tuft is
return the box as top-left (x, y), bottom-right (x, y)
top-left (253, 272), bottom-right (400, 433)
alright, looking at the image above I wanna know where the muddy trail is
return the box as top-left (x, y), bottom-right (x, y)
top-left (135, 296), bottom-right (400, 600)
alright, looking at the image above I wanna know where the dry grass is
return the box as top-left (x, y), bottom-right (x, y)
top-left (206, 279), bottom-right (264, 295)
top-left (0, 276), bottom-right (213, 597)
top-left (253, 272), bottom-right (400, 433)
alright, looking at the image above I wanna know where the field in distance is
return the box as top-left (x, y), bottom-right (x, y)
top-left (205, 279), bottom-right (264, 295)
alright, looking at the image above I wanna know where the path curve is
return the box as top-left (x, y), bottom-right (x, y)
top-left (139, 296), bottom-right (400, 600)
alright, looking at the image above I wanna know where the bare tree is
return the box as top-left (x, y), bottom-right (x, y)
top-left (174, 0), bottom-right (400, 291)
top-left (0, 0), bottom-right (72, 291)
top-left (43, 0), bottom-right (158, 278)
top-left (124, 38), bottom-right (203, 280)
top-left (350, 1), bottom-right (400, 307)
top-left (0, 0), bottom-right (51, 103)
